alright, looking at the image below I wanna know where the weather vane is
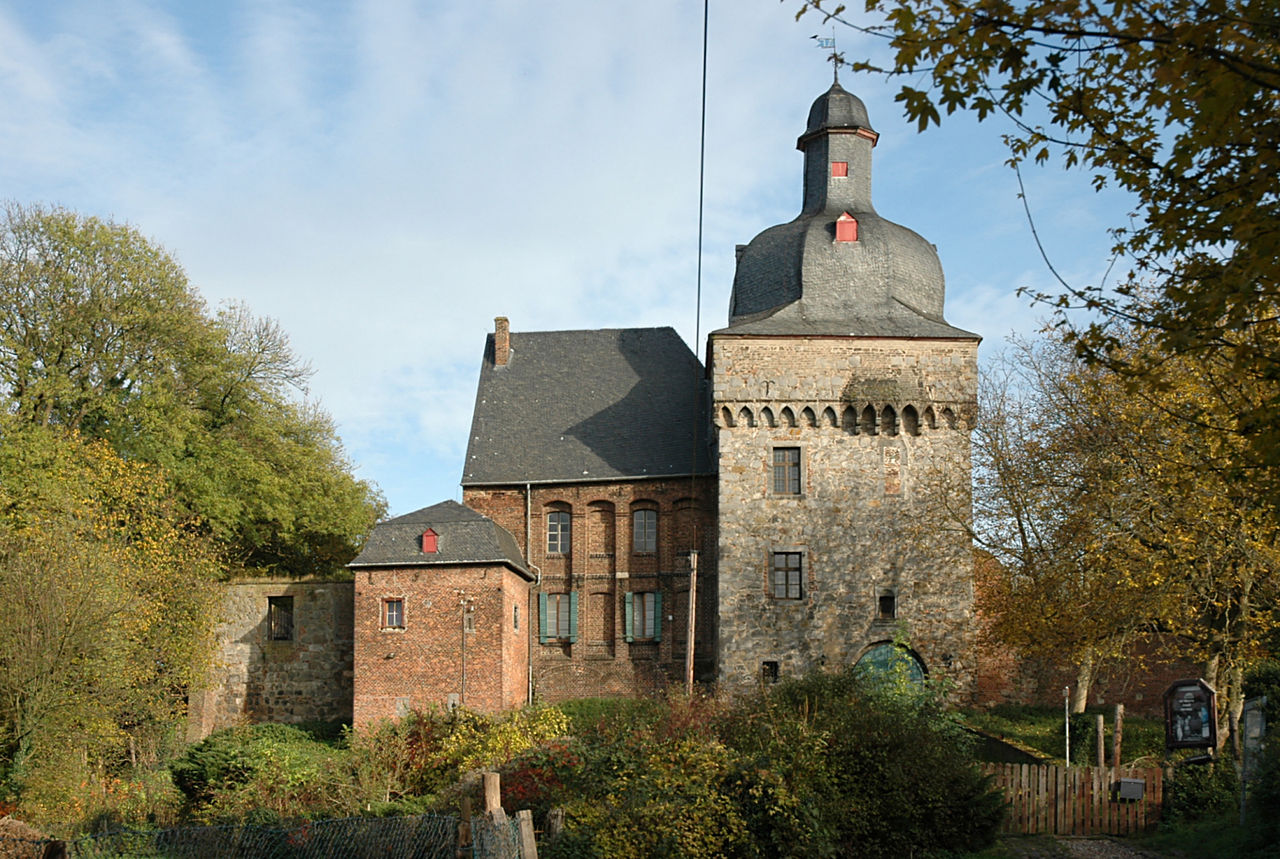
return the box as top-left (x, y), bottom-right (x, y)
top-left (811, 29), bottom-right (841, 83)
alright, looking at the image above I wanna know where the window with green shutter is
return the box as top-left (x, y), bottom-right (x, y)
top-left (539, 592), bottom-right (577, 644)
top-left (624, 591), bottom-right (661, 642)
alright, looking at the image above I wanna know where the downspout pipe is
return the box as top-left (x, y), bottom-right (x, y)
top-left (526, 482), bottom-right (540, 704)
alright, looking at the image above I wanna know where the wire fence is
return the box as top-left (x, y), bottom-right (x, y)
top-left (2, 813), bottom-right (479, 859)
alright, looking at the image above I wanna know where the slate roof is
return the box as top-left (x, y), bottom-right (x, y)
top-left (348, 500), bottom-right (532, 579)
top-left (724, 82), bottom-right (978, 342)
top-left (462, 327), bottom-right (712, 486)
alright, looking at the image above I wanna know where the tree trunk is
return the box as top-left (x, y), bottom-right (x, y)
top-left (1071, 656), bottom-right (1094, 714)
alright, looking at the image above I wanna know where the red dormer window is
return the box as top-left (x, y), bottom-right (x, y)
top-left (831, 161), bottom-right (848, 177)
top-left (422, 528), bottom-right (438, 554)
top-left (835, 212), bottom-right (858, 243)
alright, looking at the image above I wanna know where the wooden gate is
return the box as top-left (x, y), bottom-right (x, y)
top-left (982, 764), bottom-right (1163, 836)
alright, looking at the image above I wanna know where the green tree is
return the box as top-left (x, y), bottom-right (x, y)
top-left (0, 420), bottom-right (222, 784)
top-left (0, 202), bottom-right (384, 575)
top-left (795, 0), bottom-right (1280, 497)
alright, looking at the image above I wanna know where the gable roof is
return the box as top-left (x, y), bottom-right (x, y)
top-left (462, 327), bottom-right (712, 486)
top-left (348, 500), bottom-right (532, 580)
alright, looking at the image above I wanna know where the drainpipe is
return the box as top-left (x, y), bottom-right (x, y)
top-left (526, 483), bottom-right (539, 705)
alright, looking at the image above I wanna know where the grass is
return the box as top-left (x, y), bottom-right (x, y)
top-left (965, 704), bottom-right (1166, 767)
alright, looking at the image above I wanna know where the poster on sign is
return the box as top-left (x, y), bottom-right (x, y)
top-left (1164, 679), bottom-right (1217, 750)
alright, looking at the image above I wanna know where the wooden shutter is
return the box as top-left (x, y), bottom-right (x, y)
top-left (623, 592), bottom-right (634, 642)
top-left (538, 593), bottom-right (548, 645)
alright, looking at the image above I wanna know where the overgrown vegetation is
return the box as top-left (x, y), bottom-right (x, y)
top-left (0, 203), bottom-right (385, 828)
top-left (19, 671), bottom-right (1003, 854)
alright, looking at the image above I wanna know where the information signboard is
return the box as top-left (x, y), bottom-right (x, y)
top-left (1164, 679), bottom-right (1217, 750)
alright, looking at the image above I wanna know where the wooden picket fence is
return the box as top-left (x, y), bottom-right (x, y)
top-left (982, 764), bottom-right (1163, 836)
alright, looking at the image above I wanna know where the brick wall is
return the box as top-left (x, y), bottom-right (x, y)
top-left (352, 563), bottom-right (530, 724)
top-left (464, 476), bottom-right (717, 702)
top-left (712, 334), bottom-right (979, 696)
top-left (187, 580), bottom-right (354, 741)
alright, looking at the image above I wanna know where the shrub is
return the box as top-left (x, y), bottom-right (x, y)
top-left (169, 724), bottom-right (343, 822)
top-left (1162, 759), bottom-right (1238, 825)
top-left (724, 668), bottom-right (1005, 858)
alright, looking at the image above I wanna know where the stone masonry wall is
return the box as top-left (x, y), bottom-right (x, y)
top-left (464, 476), bottom-right (717, 702)
top-left (353, 564), bottom-right (530, 723)
top-left (187, 580), bottom-right (353, 741)
top-left (712, 334), bottom-right (979, 696)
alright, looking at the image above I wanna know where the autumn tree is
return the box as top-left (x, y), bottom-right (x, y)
top-left (0, 202), bottom-right (384, 575)
top-left (0, 419), bottom-right (222, 785)
top-left (954, 333), bottom-right (1278, 742)
top-left (795, 0), bottom-right (1280, 499)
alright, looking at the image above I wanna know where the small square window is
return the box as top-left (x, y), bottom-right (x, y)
top-left (761, 661), bottom-right (780, 683)
top-left (772, 447), bottom-right (801, 495)
top-left (268, 596), bottom-right (294, 641)
top-left (382, 598), bottom-right (405, 630)
top-left (878, 592), bottom-right (897, 621)
top-left (772, 552), bottom-right (803, 600)
top-left (831, 161), bottom-right (848, 177)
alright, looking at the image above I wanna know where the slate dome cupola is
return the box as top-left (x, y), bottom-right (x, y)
top-left (724, 82), bottom-right (976, 340)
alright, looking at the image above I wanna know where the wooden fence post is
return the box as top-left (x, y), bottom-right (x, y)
top-left (483, 772), bottom-right (502, 814)
top-left (516, 809), bottom-right (538, 859)
top-left (1096, 715), bottom-right (1105, 769)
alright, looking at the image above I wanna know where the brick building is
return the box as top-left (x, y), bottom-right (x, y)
top-left (341, 78), bottom-right (979, 716)
top-left (193, 79), bottom-right (983, 734)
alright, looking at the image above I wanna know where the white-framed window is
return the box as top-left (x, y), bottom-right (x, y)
top-left (772, 447), bottom-right (801, 495)
top-left (624, 591), bottom-right (661, 642)
top-left (547, 510), bottom-right (571, 554)
top-left (633, 508), bottom-right (657, 553)
top-left (771, 552), bottom-right (803, 600)
top-left (382, 597), bottom-right (405, 630)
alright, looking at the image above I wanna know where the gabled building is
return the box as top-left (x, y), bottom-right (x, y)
top-left (348, 500), bottom-right (535, 719)
top-left (193, 78), bottom-right (983, 735)
top-left (342, 79), bottom-right (978, 716)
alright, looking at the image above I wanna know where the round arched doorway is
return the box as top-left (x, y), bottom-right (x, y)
top-left (854, 642), bottom-right (927, 685)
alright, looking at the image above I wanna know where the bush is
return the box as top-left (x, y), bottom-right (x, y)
top-left (543, 671), bottom-right (1003, 859)
top-left (169, 724), bottom-right (342, 822)
top-left (1162, 759), bottom-right (1238, 825)
top-left (732, 668), bottom-right (1005, 858)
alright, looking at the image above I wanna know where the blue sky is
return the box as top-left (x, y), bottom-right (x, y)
top-left (0, 0), bottom-right (1131, 516)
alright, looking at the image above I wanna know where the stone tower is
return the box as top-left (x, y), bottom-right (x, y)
top-left (711, 81), bottom-right (980, 693)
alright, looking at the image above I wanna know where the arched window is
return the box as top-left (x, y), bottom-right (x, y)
top-left (801, 406), bottom-right (817, 427)
top-left (633, 507), bottom-right (657, 553)
top-left (546, 507), bottom-right (571, 554)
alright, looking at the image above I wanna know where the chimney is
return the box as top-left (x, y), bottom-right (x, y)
top-left (494, 316), bottom-right (510, 366)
